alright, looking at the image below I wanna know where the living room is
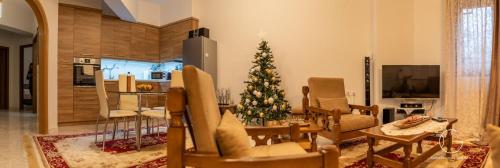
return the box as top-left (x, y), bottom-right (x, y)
top-left (0, 0), bottom-right (499, 167)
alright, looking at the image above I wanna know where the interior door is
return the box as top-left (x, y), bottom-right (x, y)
top-left (32, 35), bottom-right (39, 113)
top-left (0, 46), bottom-right (9, 110)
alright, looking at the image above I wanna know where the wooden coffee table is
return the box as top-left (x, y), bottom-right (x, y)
top-left (360, 118), bottom-right (457, 168)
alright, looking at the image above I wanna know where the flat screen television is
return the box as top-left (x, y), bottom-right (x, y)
top-left (382, 65), bottom-right (440, 98)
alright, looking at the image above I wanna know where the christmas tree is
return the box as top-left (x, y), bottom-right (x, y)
top-left (236, 40), bottom-right (291, 124)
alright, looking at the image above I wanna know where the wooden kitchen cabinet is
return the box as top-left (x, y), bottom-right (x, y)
top-left (114, 20), bottom-right (131, 59)
top-left (101, 16), bottom-right (116, 58)
top-left (74, 8), bottom-right (101, 58)
top-left (73, 87), bottom-right (100, 122)
top-left (160, 18), bottom-right (198, 62)
top-left (58, 5), bottom-right (75, 123)
top-left (145, 26), bottom-right (160, 62)
top-left (130, 24), bottom-right (147, 60)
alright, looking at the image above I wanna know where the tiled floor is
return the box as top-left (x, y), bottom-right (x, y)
top-left (0, 109), bottom-right (102, 168)
top-left (0, 109), bottom-right (38, 168)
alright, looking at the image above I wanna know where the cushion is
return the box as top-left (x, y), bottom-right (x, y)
top-left (250, 142), bottom-right (307, 157)
top-left (487, 124), bottom-right (500, 168)
top-left (216, 112), bottom-right (252, 158)
top-left (317, 97), bottom-right (351, 114)
top-left (308, 77), bottom-right (346, 108)
top-left (339, 114), bottom-right (375, 132)
top-left (183, 66), bottom-right (221, 154)
top-left (109, 110), bottom-right (137, 118)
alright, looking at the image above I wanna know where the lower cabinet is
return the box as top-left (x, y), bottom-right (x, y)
top-left (73, 87), bottom-right (100, 122)
top-left (64, 81), bottom-right (169, 124)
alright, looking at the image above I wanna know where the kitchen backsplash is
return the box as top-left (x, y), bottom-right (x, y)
top-left (101, 58), bottom-right (183, 80)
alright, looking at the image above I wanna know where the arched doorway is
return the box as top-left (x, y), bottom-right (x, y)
top-left (25, 0), bottom-right (48, 134)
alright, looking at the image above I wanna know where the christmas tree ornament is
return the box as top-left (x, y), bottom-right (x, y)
top-left (259, 112), bottom-right (265, 118)
top-left (268, 98), bottom-right (274, 104)
top-left (256, 92), bottom-right (262, 98)
top-left (255, 66), bottom-right (261, 71)
top-left (247, 110), bottom-right (252, 115)
top-left (237, 104), bottom-right (243, 110)
top-left (266, 69), bottom-right (272, 74)
top-left (264, 99), bottom-right (268, 104)
top-left (264, 82), bottom-right (269, 87)
top-left (245, 99), bottom-right (250, 104)
top-left (273, 105), bottom-right (278, 111)
top-left (253, 90), bottom-right (258, 95)
top-left (252, 100), bottom-right (258, 106)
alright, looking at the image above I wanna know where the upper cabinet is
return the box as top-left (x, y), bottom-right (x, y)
top-left (101, 16), bottom-right (116, 58)
top-left (74, 8), bottom-right (101, 58)
top-left (130, 24), bottom-right (147, 60)
top-left (145, 26), bottom-right (160, 62)
top-left (114, 20), bottom-right (131, 59)
top-left (160, 18), bottom-right (198, 62)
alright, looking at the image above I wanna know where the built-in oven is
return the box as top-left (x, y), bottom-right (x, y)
top-left (73, 58), bottom-right (101, 86)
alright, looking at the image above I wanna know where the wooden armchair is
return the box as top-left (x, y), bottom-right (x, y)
top-left (302, 77), bottom-right (379, 151)
top-left (167, 66), bottom-right (340, 168)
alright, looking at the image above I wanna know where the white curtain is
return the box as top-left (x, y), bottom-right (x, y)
top-left (444, 0), bottom-right (494, 139)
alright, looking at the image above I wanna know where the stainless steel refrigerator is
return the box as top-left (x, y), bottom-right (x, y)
top-left (183, 37), bottom-right (218, 87)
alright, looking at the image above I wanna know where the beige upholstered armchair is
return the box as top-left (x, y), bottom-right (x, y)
top-left (303, 77), bottom-right (379, 150)
top-left (167, 66), bottom-right (340, 168)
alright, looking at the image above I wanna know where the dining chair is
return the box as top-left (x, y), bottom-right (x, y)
top-left (152, 70), bottom-right (184, 111)
top-left (144, 70), bottom-right (183, 135)
top-left (118, 74), bottom-right (151, 111)
top-left (95, 70), bottom-right (138, 150)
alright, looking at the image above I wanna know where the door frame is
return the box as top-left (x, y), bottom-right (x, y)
top-left (0, 46), bottom-right (9, 110)
top-left (25, 0), bottom-right (49, 134)
top-left (19, 44), bottom-right (33, 110)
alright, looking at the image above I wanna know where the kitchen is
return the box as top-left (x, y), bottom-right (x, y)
top-left (57, 3), bottom-right (199, 124)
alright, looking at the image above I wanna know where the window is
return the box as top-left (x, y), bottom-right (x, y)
top-left (459, 7), bottom-right (493, 76)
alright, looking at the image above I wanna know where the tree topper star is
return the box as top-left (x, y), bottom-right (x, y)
top-left (258, 29), bottom-right (267, 40)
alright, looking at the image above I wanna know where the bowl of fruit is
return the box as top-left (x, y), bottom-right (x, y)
top-left (137, 84), bottom-right (154, 92)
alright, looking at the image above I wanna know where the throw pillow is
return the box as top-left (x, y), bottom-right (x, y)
top-left (487, 124), bottom-right (500, 168)
top-left (317, 97), bottom-right (351, 114)
top-left (216, 111), bottom-right (252, 158)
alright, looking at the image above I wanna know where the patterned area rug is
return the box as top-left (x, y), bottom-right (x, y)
top-left (331, 138), bottom-right (490, 168)
top-left (31, 131), bottom-right (489, 168)
top-left (33, 130), bottom-right (170, 168)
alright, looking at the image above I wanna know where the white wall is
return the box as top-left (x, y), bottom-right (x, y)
top-left (159, 0), bottom-right (193, 25)
top-left (193, 0), bottom-right (373, 108)
top-left (192, 0), bottom-right (445, 116)
top-left (136, 0), bottom-right (160, 26)
top-left (59, 0), bottom-right (102, 9)
top-left (0, 0), bottom-right (35, 34)
top-left (0, 28), bottom-right (33, 110)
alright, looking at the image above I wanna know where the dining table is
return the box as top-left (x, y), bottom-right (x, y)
top-left (108, 90), bottom-right (167, 151)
